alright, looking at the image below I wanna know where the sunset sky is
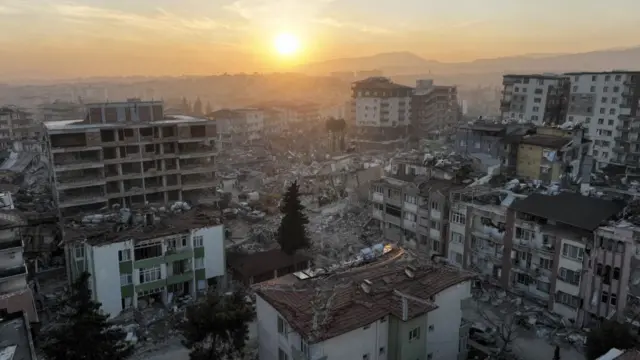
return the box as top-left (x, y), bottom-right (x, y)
top-left (1, 0), bottom-right (639, 79)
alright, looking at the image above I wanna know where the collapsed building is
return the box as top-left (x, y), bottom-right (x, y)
top-left (63, 204), bottom-right (226, 318)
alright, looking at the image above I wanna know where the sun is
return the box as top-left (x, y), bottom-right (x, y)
top-left (273, 33), bottom-right (300, 56)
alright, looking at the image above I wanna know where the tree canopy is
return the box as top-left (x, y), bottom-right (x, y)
top-left (40, 272), bottom-right (133, 360)
top-left (586, 321), bottom-right (636, 360)
top-left (276, 181), bottom-right (311, 255)
top-left (178, 290), bottom-right (256, 360)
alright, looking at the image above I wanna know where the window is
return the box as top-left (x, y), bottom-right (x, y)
top-left (612, 97), bottom-right (618, 104)
top-left (139, 267), bottom-right (161, 284)
top-left (515, 227), bottom-right (534, 241)
top-left (601, 291), bottom-right (609, 303)
top-left (404, 195), bottom-right (418, 204)
top-left (592, 75), bottom-right (597, 81)
top-left (613, 267), bottom-right (621, 280)
top-left (572, 85), bottom-right (577, 92)
top-left (562, 243), bottom-right (584, 261)
top-left (614, 86), bottom-right (620, 92)
top-left (451, 212), bottom-right (466, 225)
top-left (430, 221), bottom-right (440, 230)
top-left (379, 347), bottom-right (385, 355)
top-left (431, 201), bottom-right (440, 210)
top-left (536, 281), bottom-right (550, 294)
top-left (277, 316), bottom-right (287, 335)
top-left (600, 108), bottom-right (605, 114)
top-left (75, 245), bottom-right (85, 259)
top-left (404, 212), bottom-right (417, 222)
top-left (432, 240), bottom-right (440, 252)
top-left (539, 257), bottom-right (552, 270)
top-left (604, 86), bottom-right (609, 93)
top-left (118, 249), bottom-right (131, 262)
top-left (134, 242), bottom-right (162, 260)
top-left (605, 75), bottom-right (611, 81)
top-left (611, 293), bottom-right (618, 306)
top-left (590, 86), bottom-right (596, 92)
top-left (533, 106), bottom-right (539, 112)
top-left (300, 339), bottom-right (309, 356)
top-left (428, 324), bottom-right (435, 332)
top-left (409, 327), bottom-right (420, 341)
top-left (609, 109), bottom-right (616, 115)
top-left (362, 355), bottom-right (370, 360)
top-left (608, 119), bottom-right (614, 126)
top-left (534, 98), bottom-right (542, 103)
top-left (556, 291), bottom-right (580, 308)
top-left (194, 257), bottom-right (205, 269)
top-left (278, 348), bottom-right (288, 360)
top-left (601, 97), bottom-right (608, 103)
top-left (451, 232), bottom-right (464, 244)
top-left (615, 75), bottom-right (622, 81)
top-left (193, 235), bottom-right (204, 247)
top-left (596, 263), bottom-right (603, 276)
top-left (559, 267), bottom-right (581, 286)
top-left (120, 274), bottom-right (132, 286)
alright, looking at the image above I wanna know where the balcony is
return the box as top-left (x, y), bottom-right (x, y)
top-left (165, 247), bottom-right (194, 262)
top-left (0, 239), bottom-right (22, 252)
top-left (166, 270), bottom-right (193, 286)
top-left (371, 192), bottom-right (383, 203)
top-left (372, 209), bottom-right (384, 220)
top-left (0, 264), bottom-right (27, 281)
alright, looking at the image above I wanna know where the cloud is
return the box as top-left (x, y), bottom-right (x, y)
top-left (50, 3), bottom-right (231, 34)
top-left (314, 17), bottom-right (393, 35)
top-left (224, 0), bottom-right (336, 24)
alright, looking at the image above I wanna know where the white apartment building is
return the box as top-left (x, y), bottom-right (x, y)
top-left (564, 71), bottom-right (640, 169)
top-left (66, 211), bottom-right (226, 318)
top-left (210, 108), bottom-right (264, 148)
top-left (256, 262), bottom-right (474, 360)
top-left (500, 74), bottom-right (570, 125)
top-left (352, 77), bottom-right (412, 129)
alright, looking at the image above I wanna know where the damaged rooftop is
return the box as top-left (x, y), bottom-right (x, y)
top-left (255, 261), bottom-right (475, 343)
top-left (63, 203), bottom-right (222, 246)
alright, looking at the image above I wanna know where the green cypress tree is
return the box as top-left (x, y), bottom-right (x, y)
top-left (40, 272), bottom-right (133, 360)
top-left (276, 181), bottom-right (310, 255)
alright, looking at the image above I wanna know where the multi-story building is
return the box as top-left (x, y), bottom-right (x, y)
top-left (37, 101), bottom-right (84, 123)
top-left (255, 261), bottom-right (475, 360)
top-left (43, 100), bottom-right (217, 217)
top-left (454, 121), bottom-right (533, 159)
top-left (0, 309), bottom-right (37, 360)
top-left (412, 80), bottom-right (460, 133)
top-left (448, 187), bottom-right (527, 280)
top-left (500, 74), bottom-right (570, 125)
top-left (0, 192), bottom-right (38, 323)
top-left (352, 77), bottom-right (412, 141)
top-left (564, 71), bottom-right (640, 169)
top-left (64, 208), bottom-right (225, 318)
top-left (209, 108), bottom-right (264, 148)
top-left (369, 159), bottom-right (467, 256)
top-left (0, 106), bottom-right (41, 152)
top-left (506, 192), bottom-right (623, 323)
top-left (513, 126), bottom-right (590, 183)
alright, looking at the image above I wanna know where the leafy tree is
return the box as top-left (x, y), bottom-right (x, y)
top-left (276, 181), bottom-right (310, 255)
top-left (553, 345), bottom-right (560, 360)
top-left (586, 321), bottom-right (636, 360)
top-left (40, 272), bottom-right (132, 360)
top-left (178, 289), bottom-right (256, 360)
top-left (205, 101), bottom-right (213, 115)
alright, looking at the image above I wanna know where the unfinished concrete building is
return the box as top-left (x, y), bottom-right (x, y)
top-left (43, 100), bottom-right (217, 217)
top-left (0, 106), bottom-right (41, 152)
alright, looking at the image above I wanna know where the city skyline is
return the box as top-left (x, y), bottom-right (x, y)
top-left (1, 0), bottom-right (640, 79)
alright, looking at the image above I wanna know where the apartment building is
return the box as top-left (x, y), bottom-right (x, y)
top-left (43, 100), bottom-right (217, 217)
top-left (255, 261), bottom-right (475, 360)
top-left (500, 74), bottom-right (570, 125)
top-left (506, 192), bottom-right (623, 323)
top-left (448, 187), bottom-right (527, 278)
top-left (65, 208), bottom-right (225, 318)
top-left (0, 192), bottom-right (38, 323)
top-left (369, 161), bottom-right (466, 256)
top-left (37, 101), bottom-right (84, 123)
top-left (0, 106), bottom-right (41, 152)
top-left (514, 126), bottom-right (590, 183)
top-left (412, 79), bottom-right (460, 133)
top-left (352, 77), bottom-right (412, 140)
top-left (564, 71), bottom-right (640, 169)
top-left (208, 108), bottom-right (264, 148)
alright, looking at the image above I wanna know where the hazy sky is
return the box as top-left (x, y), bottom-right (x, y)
top-left (1, 0), bottom-right (639, 79)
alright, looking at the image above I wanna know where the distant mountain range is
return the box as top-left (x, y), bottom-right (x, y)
top-left (299, 46), bottom-right (640, 77)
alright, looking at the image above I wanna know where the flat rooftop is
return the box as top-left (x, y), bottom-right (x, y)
top-left (43, 115), bottom-right (210, 132)
top-left (509, 192), bottom-right (625, 231)
top-left (0, 312), bottom-right (35, 360)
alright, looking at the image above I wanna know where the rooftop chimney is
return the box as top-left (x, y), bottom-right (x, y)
top-left (360, 279), bottom-right (373, 294)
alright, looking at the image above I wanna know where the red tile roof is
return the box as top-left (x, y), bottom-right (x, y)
top-left (256, 262), bottom-right (475, 343)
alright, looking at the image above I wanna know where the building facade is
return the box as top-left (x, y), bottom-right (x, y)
top-left (0, 106), bottom-right (41, 152)
top-left (412, 80), bottom-right (460, 134)
top-left (43, 100), bottom-right (217, 217)
top-left (500, 74), bottom-right (570, 125)
top-left (352, 77), bottom-right (412, 140)
top-left (564, 71), bottom-right (640, 169)
top-left (66, 221), bottom-right (225, 318)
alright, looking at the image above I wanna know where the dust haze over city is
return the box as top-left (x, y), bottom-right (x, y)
top-left (2, 1), bottom-right (640, 360)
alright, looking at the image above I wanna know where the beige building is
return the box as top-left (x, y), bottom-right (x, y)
top-left (44, 100), bottom-right (218, 217)
top-left (0, 106), bottom-right (41, 152)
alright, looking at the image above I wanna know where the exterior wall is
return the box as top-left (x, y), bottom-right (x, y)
top-left (455, 130), bottom-right (502, 158)
top-left (566, 72), bottom-right (640, 168)
top-left (427, 281), bottom-right (472, 360)
top-left (90, 240), bottom-right (131, 317)
top-left (197, 225), bottom-right (225, 281)
top-left (501, 75), bottom-right (568, 124)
